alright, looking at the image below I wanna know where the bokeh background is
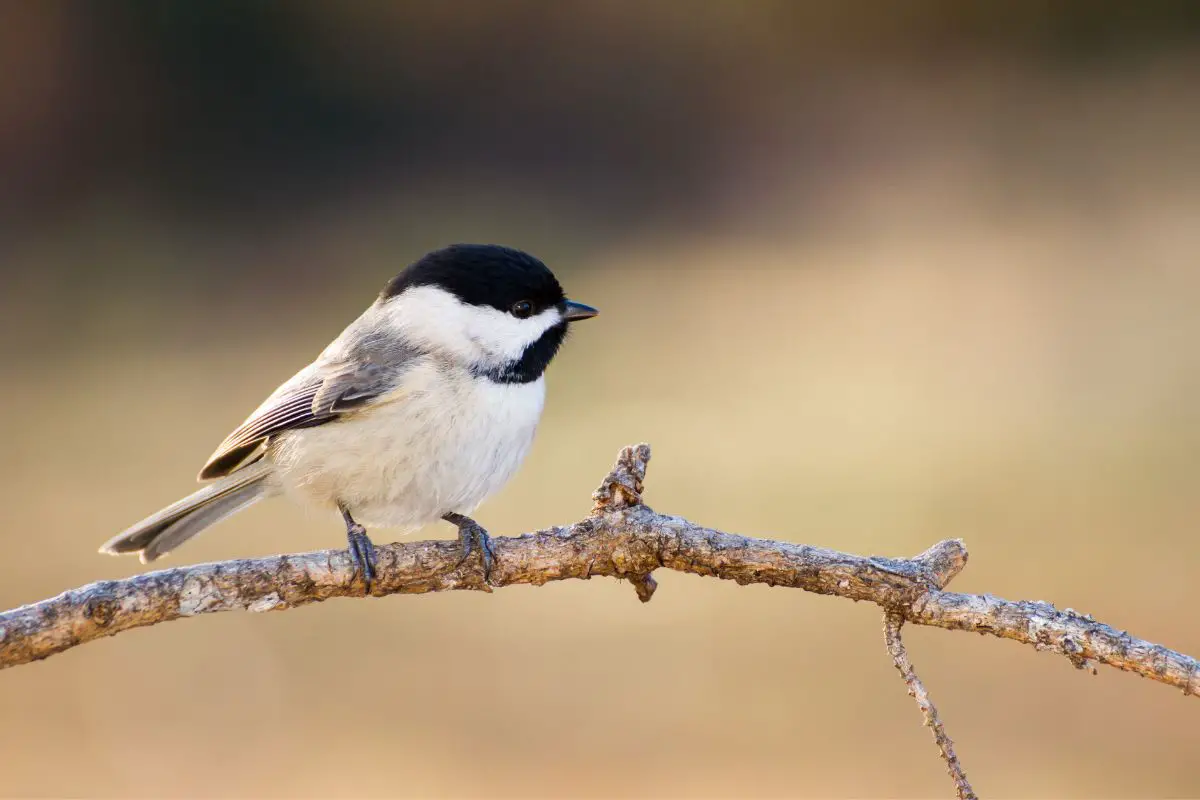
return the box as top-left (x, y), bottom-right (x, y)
top-left (2, 2), bottom-right (1199, 797)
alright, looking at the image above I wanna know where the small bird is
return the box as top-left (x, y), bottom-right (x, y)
top-left (100, 244), bottom-right (598, 588)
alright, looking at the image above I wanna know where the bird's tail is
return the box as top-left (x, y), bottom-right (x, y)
top-left (99, 459), bottom-right (276, 564)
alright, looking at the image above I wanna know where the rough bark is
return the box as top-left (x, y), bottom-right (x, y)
top-left (1, 443), bottom-right (1196, 689)
top-left (1, 444), bottom-right (1197, 796)
top-left (885, 613), bottom-right (977, 800)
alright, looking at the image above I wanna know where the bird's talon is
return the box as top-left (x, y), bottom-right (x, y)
top-left (346, 523), bottom-right (377, 593)
top-left (446, 513), bottom-right (496, 583)
top-left (472, 527), bottom-right (495, 582)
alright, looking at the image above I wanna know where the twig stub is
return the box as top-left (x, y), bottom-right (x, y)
top-left (0, 443), bottom-right (1197, 797)
top-left (591, 443), bottom-right (651, 512)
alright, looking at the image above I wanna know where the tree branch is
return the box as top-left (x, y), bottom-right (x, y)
top-left (5, 444), bottom-right (1197, 797)
top-left (885, 613), bottom-right (976, 800)
top-left (1, 443), bottom-right (1196, 684)
top-left (2, 443), bottom-right (1197, 693)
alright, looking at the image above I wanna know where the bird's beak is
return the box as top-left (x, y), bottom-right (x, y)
top-left (562, 300), bottom-right (599, 321)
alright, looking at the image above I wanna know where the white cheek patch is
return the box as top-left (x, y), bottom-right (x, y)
top-left (381, 286), bottom-right (561, 365)
top-left (470, 306), bottom-right (561, 362)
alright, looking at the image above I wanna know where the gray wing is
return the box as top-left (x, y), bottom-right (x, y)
top-left (198, 359), bottom-right (393, 480)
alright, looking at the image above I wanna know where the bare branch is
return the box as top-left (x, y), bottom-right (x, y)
top-left (1, 443), bottom-right (1197, 715)
top-left (885, 613), bottom-right (977, 800)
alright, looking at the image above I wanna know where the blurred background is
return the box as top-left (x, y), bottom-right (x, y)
top-left (2, 1), bottom-right (1199, 797)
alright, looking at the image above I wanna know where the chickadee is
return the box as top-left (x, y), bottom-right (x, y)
top-left (100, 244), bottom-right (598, 588)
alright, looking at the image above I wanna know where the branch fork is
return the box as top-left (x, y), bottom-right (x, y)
top-left (2, 443), bottom-right (1197, 798)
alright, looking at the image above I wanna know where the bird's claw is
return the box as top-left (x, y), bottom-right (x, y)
top-left (446, 514), bottom-right (495, 583)
top-left (346, 523), bottom-right (377, 592)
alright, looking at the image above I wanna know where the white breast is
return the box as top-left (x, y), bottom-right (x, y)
top-left (267, 359), bottom-right (546, 530)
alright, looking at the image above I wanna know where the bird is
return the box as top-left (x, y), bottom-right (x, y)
top-left (99, 244), bottom-right (599, 590)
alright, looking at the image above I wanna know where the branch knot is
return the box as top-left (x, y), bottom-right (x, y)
top-left (1, 433), bottom-right (1196, 800)
top-left (592, 443), bottom-right (651, 512)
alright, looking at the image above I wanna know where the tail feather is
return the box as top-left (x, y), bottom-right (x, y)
top-left (100, 460), bottom-right (275, 563)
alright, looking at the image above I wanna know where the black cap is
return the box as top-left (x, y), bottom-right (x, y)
top-left (381, 244), bottom-right (566, 316)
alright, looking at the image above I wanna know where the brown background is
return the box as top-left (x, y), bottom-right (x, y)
top-left (1, 2), bottom-right (1199, 797)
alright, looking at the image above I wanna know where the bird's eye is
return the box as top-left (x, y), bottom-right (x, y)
top-left (511, 300), bottom-right (534, 319)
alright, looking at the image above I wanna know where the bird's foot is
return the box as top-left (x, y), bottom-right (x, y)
top-left (444, 513), bottom-right (495, 583)
top-left (345, 523), bottom-right (377, 592)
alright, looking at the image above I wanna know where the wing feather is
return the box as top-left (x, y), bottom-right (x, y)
top-left (198, 360), bottom-right (394, 480)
